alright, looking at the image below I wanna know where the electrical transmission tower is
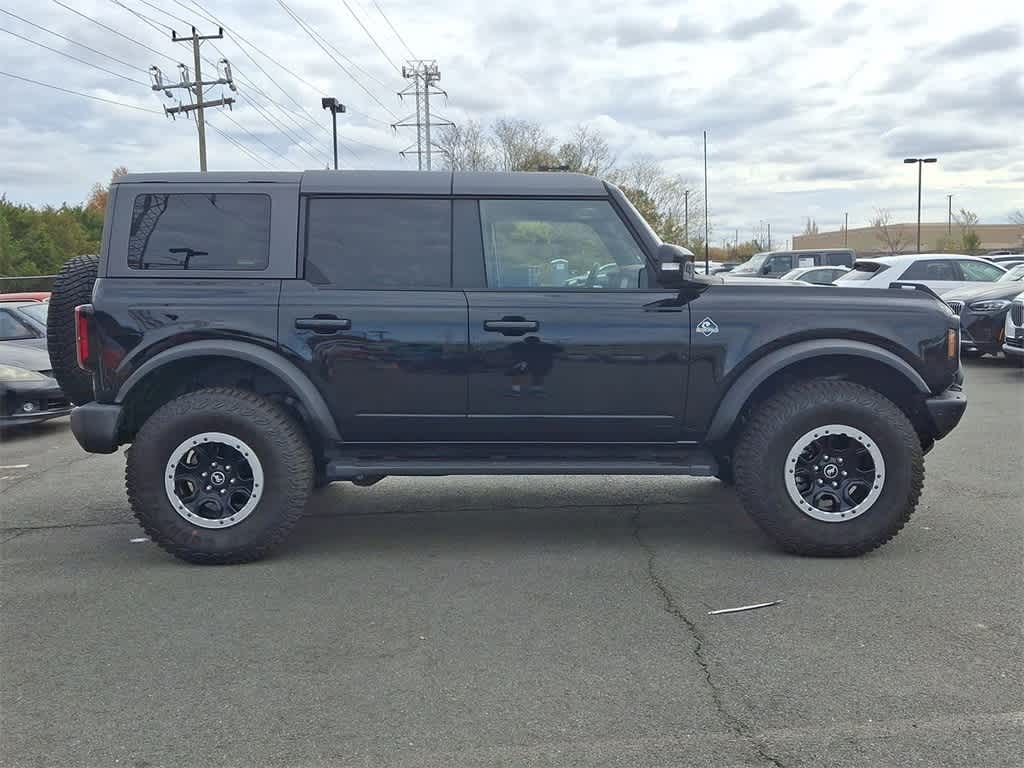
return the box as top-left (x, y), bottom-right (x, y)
top-left (393, 60), bottom-right (453, 171)
top-left (149, 27), bottom-right (236, 171)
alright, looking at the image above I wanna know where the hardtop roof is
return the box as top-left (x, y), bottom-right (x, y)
top-left (114, 170), bottom-right (610, 197)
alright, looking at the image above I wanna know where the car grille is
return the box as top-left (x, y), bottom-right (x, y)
top-left (1012, 301), bottom-right (1024, 326)
top-left (946, 301), bottom-right (963, 315)
top-left (1007, 336), bottom-right (1024, 349)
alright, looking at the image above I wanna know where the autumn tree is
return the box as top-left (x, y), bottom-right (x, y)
top-left (86, 166), bottom-right (128, 213)
top-left (871, 208), bottom-right (910, 255)
top-left (436, 121), bottom-right (494, 171)
top-left (490, 119), bottom-right (557, 171)
top-left (954, 208), bottom-right (980, 252)
top-left (556, 125), bottom-right (615, 176)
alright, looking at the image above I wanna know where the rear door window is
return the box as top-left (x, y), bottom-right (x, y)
top-left (899, 259), bottom-right (956, 281)
top-left (128, 193), bottom-right (271, 271)
top-left (956, 260), bottom-right (1005, 282)
top-left (305, 198), bottom-right (452, 288)
top-left (0, 309), bottom-right (36, 340)
top-left (826, 251), bottom-right (853, 266)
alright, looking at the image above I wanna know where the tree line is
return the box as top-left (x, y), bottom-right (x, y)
top-left (0, 168), bottom-right (126, 277)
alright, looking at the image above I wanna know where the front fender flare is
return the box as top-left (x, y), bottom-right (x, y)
top-left (116, 339), bottom-right (342, 443)
top-left (704, 339), bottom-right (930, 443)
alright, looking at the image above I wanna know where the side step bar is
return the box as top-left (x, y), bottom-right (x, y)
top-left (326, 454), bottom-right (718, 480)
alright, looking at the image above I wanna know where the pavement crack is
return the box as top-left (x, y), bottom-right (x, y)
top-left (630, 507), bottom-right (785, 768)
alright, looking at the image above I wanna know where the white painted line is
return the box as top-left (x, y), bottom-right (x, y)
top-left (708, 600), bottom-right (781, 615)
top-left (0, 464), bottom-right (29, 470)
top-left (129, 538), bottom-right (149, 543)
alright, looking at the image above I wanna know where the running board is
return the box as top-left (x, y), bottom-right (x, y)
top-left (326, 453), bottom-right (718, 480)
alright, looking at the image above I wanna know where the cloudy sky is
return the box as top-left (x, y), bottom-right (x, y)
top-left (0, 0), bottom-right (1021, 245)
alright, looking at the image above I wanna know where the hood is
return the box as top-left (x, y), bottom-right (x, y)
top-left (0, 341), bottom-right (53, 373)
top-left (942, 281), bottom-right (1024, 302)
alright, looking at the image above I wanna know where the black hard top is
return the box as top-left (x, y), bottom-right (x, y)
top-left (115, 170), bottom-right (609, 197)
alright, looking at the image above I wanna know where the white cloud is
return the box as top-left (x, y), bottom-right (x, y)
top-left (0, 0), bottom-right (1021, 245)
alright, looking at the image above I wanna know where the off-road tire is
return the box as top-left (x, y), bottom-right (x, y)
top-left (126, 387), bottom-right (313, 564)
top-left (733, 379), bottom-right (924, 557)
top-left (46, 254), bottom-right (99, 405)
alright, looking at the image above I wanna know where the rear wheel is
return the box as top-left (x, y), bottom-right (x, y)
top-left (733, 379), bottom-right (923, 557)
top-left (126, 387), bottom-right (313, 564)
top-left (46, 254), bottom-right (99, 405)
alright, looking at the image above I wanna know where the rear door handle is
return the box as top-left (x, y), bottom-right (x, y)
top-left (483, 319), bottom-right (539, 335)
top-left (295, 316), bottom-right (352, 333)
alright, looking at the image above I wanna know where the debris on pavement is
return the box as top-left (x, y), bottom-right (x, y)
top-left (708, 600), bottom-right (781, 615)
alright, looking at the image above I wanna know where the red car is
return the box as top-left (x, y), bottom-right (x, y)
top-left (0, 291), bottom-right (51, 302)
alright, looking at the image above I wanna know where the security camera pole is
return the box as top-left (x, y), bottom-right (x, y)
top-left (321, 97), bottom-right (346, 170)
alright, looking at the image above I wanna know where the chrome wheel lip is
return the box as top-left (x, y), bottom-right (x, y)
top-left (164, 432), bottom-right (263, 529)
top-left (784, 424), bottom-right (885, 523)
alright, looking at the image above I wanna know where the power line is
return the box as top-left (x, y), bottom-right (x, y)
top-left (51, 0), bottom-right (181, 66)
top-left (336, 0), bottom-right (401, 75)
top-left (0, 7), bottom-right (147, 74)
top-left (215, 112), bottom-right (296, 170)
top-left (0, 69), bottom-right (161, 113)
top-left (371, 0), bottom-right (416, 60)
top-left (0, 25), bottom-right (148, 86)
top-left (276, 0), bottom-right (400, 120)
top-left (206, 120), bottom-right (276, 170)
top-left (108, 0), bottom-right (172, 35)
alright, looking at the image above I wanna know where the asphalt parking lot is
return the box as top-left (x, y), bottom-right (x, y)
top-left (1, 358), bottom-right (1021, 768)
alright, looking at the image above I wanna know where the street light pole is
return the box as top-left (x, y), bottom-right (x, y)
top-left (947, 194), bottom-right (953, 234)
top-left (684, 190), bottom-right (689, 246)
top-left (904, 157), bottom-right (937, 253)
top-left (844, 212), bottom-right (849, 246)
top-left (321, 96), bottom-right (347, 170)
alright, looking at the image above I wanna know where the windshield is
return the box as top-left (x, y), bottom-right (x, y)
top-left (730, 252), bottom-right (769, 275)
top-left (997, 264), bottom-right (1024, 282)
top-left (19, 302), bottom-right (48, 324)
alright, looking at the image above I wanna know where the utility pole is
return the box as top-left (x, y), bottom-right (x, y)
top-left (703, 131), bottom-right (709, 273)
top-left (684, 190), bottom-right (689, 246)
top-left (844, 212), bottom-right (849, 246)
top-left (947, 194), bottom-right (953, 234)
top-left (767, 222), bottom-right (771, 250)
top-left (150, 27), bottom-right (235, 171)
top-left (394, 60), bottom-right (453, 170)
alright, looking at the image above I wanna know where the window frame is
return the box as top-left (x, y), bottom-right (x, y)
top-left (301, 195), bottom-right (455, 290)
top-left (470, 196), bottom-right (658, 292)
top-left (106, 182), bottom-right (299, 279)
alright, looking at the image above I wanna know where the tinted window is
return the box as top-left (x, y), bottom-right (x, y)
top-left (20, 303), bottom-right (48, 324)
top-left (826, 251), bottom-right (853, 266)
top-left (305, 198), bottom-right (451, 288)
top-left (899, 260), bottom-right (956, 281)
top-left (837, 262), bottom-right (889, 282)
top-left (479, 199), bottom-right (645, 289)
top-left (0, 309), bottom-right (35, 340)
top-left (128, 194), bottom-right (270, 271)
top-left (766, 253), bottom-right (793, 273)
top-left (802, 268), bottom-right (840, 284)
top-left (957, 260), bottom-right (1005, 281)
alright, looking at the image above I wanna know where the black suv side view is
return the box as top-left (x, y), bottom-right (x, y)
top-left (53, 171), bottom-right (967, 564)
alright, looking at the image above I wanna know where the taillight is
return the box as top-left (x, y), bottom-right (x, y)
top-left (75, 305), bottom-right (91, 370)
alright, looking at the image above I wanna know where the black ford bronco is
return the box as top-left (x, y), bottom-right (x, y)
top-left (51, 170), bottom-right (967, 564)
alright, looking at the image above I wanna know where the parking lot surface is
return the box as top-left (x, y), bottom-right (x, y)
top-left (1, 358), bottom-right (1022, 767)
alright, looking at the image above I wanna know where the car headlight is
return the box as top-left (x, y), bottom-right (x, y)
top-left (968, 299), bottom-right (1011, 312)
top-left (0, 365), bottom-right (47, 382)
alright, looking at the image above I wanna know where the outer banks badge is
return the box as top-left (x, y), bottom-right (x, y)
top-left (696, 317), bottom-right (719, 337)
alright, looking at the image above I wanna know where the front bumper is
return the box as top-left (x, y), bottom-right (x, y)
top-left (0, 379), bottom-right (72, 428)
top-left (924, 386), bottom-right (967, 440)
top-left (960, 310), bottom-right (1008, 353)
top-left (70, 402), bottom-right (122, 454)
top-left (1002, 340), bottom-right (1024, 358)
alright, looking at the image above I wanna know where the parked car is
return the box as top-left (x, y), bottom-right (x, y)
top-left (1002, 292), bottom-right (1024, 362)
top-left (779, 266), bottom-right (850, 285)
top-left (728, 249), bottom-right (855, 279)
top-left (60, 170), bottom-right (966, 564)
top-left (709, 262), bottom-right (737, 275)
top-left (0, 291), bottom-right (51, 302)
top-left (0, 300), bottom-right (49, 351)
top-left (942, 264), bottom-right (1024, 356)
top-left (836, 254), bottom-right (1006, 292)
top-left (0, 341), bottom-right (71, 427)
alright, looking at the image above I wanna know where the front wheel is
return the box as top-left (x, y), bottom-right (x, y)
top-left (733, 380), bottom-right (924, 557)
top-left (126, 388), bottom-right (313, 564)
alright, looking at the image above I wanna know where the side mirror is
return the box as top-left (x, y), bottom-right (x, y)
top-left (655, 243), bottom-right (695, 288)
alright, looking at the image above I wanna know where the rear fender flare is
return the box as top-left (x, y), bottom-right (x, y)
top-left (704, 339), bottom-right (930, 443)
top-left (116, 340), bottom-right (341, 443)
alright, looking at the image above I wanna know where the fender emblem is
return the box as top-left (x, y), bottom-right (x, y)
top-left (696, 317), bottom-right (719, 336)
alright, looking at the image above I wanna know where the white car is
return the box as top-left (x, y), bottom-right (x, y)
top-left (835, 253), bottom-right (1006, 292)
top-left (1003, 291), bottom-right (1024, 361)
top-left (779, 266), bottom-right (849, 285)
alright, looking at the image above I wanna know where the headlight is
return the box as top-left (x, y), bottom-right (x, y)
top-left (0, 365), bottom-right (47, 382)
top-left (968, 299), bottom-right (1011, 312)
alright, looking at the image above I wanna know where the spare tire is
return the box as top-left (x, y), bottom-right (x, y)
top-left (47, 254), bottom-right (99, 405)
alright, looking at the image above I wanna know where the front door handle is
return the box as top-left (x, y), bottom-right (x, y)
top-left (483, 319), bottom-right (539, 335)
top-left (295, 316), bottom-right (352, 333)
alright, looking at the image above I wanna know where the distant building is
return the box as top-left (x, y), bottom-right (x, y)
top-left (794, 223), bottom-right (1024, 254)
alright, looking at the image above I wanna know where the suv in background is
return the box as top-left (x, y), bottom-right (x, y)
top-left (728, 249), bottom-right (855, 279)
top-left (1003, 292), bottom-right (1024, 361)
top-left (55, 171), bottom-right (966, 564)
top-left (837, 254), bottom-right (1006, 292)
